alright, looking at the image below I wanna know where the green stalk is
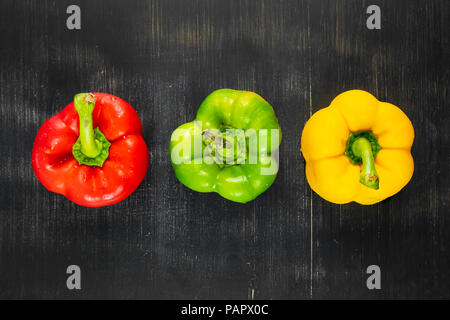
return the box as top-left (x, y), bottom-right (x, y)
top-left (203, 128), bottom-right (246, 166)
top-left (74, 93), bottom-right (101, 157)
top-left (72, 93), bottom-right (111, 167)
top-left (351, 137), bottom-right (379, 189)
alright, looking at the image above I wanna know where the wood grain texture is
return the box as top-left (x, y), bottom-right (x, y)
top-left (0, 0), bottom-right (448, 299)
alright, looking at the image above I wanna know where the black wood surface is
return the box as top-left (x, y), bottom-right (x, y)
top-left (0, 0), bottom-right (449, 299)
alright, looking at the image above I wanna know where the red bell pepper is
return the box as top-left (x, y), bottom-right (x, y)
top-left (32, 93), bottom-right (149, 207)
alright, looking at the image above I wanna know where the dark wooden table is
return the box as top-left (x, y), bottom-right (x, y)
top-left (0, 0), bottom-right (449, 299)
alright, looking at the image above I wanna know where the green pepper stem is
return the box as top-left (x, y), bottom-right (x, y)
top-left (351, 137), bottom-right (379, 190)
top-left (74, 93), bottom-right (102, 158)
top-left (203, 128), bottom-right (246, 165)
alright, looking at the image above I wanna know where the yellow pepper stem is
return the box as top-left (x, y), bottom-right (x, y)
top-left (351, 137), bottom-right (379, 190)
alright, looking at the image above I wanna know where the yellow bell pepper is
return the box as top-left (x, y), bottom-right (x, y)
top-left (301, 90), bottom-right (414, 205)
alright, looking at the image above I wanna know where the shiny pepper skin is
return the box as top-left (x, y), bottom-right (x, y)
top-left (301, 90), bottom-right (414, 205)
top-left (32, 93), bottom-right (149, 207)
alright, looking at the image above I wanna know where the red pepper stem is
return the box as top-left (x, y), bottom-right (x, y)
top-left (351, 137), bottom-right (379, 190)
top-left (72, 93), bottom-right (111, 167)
top-left (74, 93), bottom-right (102, 158)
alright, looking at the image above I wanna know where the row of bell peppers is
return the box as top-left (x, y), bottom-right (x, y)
top-left (32, 89), bottom-right (414, 207)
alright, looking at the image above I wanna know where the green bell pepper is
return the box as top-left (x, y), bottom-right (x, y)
top-left (169, 89), bottom-right (282, 203)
